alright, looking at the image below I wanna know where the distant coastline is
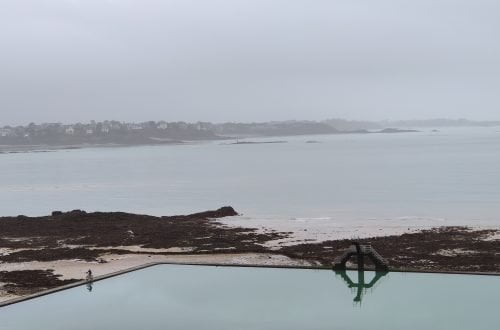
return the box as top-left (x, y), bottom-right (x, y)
top-left (1, 117), bottom-right (497, 152)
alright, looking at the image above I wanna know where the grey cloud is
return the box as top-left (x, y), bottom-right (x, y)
top-left (1, 0), bottom-right (500, 125)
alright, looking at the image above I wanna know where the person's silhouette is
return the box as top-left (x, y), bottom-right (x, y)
top-left (85, 269), bottom-right (94, 292)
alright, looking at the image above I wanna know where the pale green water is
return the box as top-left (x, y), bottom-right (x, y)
top-left (1, 265), bottom-right (498, 330)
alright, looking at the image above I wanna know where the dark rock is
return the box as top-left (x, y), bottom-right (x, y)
top-left (185, 206), bottom-right (238, 219)
top-left (0, 270), bottom-right (78, 294)
top-left (65, 210), bottom-right (87, 218)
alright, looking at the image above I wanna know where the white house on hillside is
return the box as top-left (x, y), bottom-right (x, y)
top-left (0, 129), bottom-right (12, 137)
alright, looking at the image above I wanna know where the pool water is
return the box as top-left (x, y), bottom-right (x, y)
top-left (0, 265), bottom-right (498, 330)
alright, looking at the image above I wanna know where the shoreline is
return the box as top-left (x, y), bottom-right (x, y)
top-left (0, 128), bottom-right (426, 154)
top-left (0, 140), bottom-right (196, 154)
top-left (1, 207), bottom-right (499, 304)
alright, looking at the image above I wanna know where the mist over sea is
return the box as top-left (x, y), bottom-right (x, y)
top-left (1, 127), bottom-right (499, 228)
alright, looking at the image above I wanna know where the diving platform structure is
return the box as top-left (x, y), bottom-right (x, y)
top-left (333, 242), bottom-right (389, 271)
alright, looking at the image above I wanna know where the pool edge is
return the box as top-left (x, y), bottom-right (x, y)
top-left (1, 262), bottom-right (499, 308)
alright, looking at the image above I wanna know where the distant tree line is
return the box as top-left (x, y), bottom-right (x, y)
top-left (1, 118), bottom-right (498, 146)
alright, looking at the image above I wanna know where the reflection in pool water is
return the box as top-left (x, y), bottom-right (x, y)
top-left (335, 270), bottom-right (388, 305)
top-left (86, 281), bottom-right (93, 293)
top-left (0, 264), bottom-right (498, 330)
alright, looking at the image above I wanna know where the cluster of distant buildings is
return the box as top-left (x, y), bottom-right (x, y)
top-left (0, 120), bottom-right (340, 142)
top-left (0, 120), bottom-right (213, 140)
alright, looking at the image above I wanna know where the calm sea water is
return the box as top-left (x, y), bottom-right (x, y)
top-left (0, 265), bottom-right (498, 330)
top-left (1, 127), bottom-right (499, 226)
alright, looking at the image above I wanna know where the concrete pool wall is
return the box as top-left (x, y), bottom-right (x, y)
top-left (1, 261), bottom-right (499, 308)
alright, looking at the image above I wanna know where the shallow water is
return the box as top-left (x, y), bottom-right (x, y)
top-left (0, 265), bottom-right (499, 330)
top-left (1, 127), bottom-right (499, 227)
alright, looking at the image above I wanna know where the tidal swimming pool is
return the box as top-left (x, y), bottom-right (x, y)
top-left (0, 265), bottom-right (498, 330)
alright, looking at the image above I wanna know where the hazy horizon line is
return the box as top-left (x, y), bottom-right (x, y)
top-left (3, 117), bottom-right (500, 128)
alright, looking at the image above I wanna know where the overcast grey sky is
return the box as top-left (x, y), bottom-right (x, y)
top-left (1, 0), bottom-right (499, 125)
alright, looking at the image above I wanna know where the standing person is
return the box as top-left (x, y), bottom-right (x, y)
top-left (85, 269), bottom-right (94, 292)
